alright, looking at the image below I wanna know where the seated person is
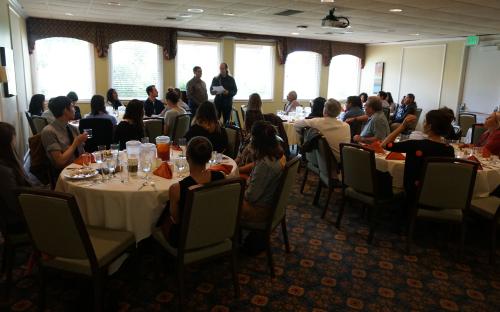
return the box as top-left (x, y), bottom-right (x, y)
top-left (359, 92), bottom-right (368, 106)
top-left (41, 96), bottom-right (88, 170)
top-left (353, 96), bottom-right (390, 144)
top-left (28, 94), bottom-right (45, 116)
top-left (284, 90), bottom-right (300, 114)
top-left (236, 109), bottom-right (265, 175)
top-left (0, 122), bottom-right (31, 234)
top-left (440, 107), bottom-right (462, 140)
top-left (159, 137), bottom-right (225, 247)
top-left (85, 94), bottom-right (117, 126)
top-left (106, 88), bottom-right (122, 110)
top-left (391, 93), bottom-right (417, 131)
top-left (114, 99), bottom-right (145, 150)
top-left (294, 98), bottom-right (351, 161)
top-left (477, 112), bottom-right (500, 156)
top-left (342, 95), bottom-right (365, 138)
top-left (144, 85), bottom-right (164, 117)
top-left (378, 90), bottom-right (390, 109)
top-left (163, 90), bottom-right (187, 137)
top-left (241, 121), bottom-right (285, 223)
top-left (67, 91), bottom-right (82, 120)
top-left (185, 101), bottom-right (228, 153)
top-left (307, 97), bottom-right (326, 119)
top-left (387, 92), bottom-right (396, 115)
top-left (382, 110), bottom-right (455, 201)
top-left (41, 97), bottom-right (56, 124)
top-left (173, 87), bottom-right (190, 112)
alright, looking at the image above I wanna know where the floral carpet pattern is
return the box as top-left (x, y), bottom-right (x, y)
top-left (1, 173), bottom-right (500, 311)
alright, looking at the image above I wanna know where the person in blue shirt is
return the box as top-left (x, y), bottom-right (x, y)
top-left (391, 93), bottom-right (417, 131)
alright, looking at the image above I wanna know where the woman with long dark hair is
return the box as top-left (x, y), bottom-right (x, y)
top-left (106, 88), bottom-right (122, 110)
top-left (85, 94), bottom-right (117, 126)
top-left (114, 99), bottom-right (145, 150)
top-left (0, 122), bottom-right (30, 233)
top-left (185, 101), bottom-right (228, 153)
top-left (28, 94), bottom-right (45, 116)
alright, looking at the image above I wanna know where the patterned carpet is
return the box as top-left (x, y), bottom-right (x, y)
top-left (1, 172), bottom-right (500, 311)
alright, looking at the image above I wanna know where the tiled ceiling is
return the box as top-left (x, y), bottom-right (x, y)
top-left (16, 0), bottom-right (500, 43)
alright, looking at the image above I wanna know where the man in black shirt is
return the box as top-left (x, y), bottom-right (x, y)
top-left (210, 63), bottom-right (237, 125)
top-left (144, 85), bottom-right (164, 117)
top-left (391, 93), bottom-right (417, 131)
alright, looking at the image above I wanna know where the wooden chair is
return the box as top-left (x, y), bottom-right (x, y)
top-left (143, 117), bottom-right (164, 143)
top-left (241, 156), bottom-right (301, 277)
top-left (171, 114), bottom-right (191, 144)
top-left (152, 178), bottom-right (245, 308)
top-left (16, 189), bottom-right (136, 311)
top-left (32, 116), bottom-right (49, 134)
top-left (224, 125), bottom-right (242, 159)
top-left (336, 143), bottom-right (404, 243)
top-left (458, 113), bottom-right (477, 137)
top-left (407, 158), bottom-right (478, 255)
top-left (471, 123), bottom-right (487, 145)
top-left (470, 196), bottom-right (500, 264)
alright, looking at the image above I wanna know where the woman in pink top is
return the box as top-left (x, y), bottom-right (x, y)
top-left (477, 112), bottom-right (500, 156)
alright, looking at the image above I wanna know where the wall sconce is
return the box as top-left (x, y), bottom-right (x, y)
top-left (0, 66), bottom-right (7, 83)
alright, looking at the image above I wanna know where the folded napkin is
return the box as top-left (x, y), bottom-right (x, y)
top-left (208, 164), bottom-right (233, 175)
top-left (386, 152), bottom-right (406, 160)
top-left (73, 154), bottom-right (95, 165)
top-left (467, 155), bottom-right (483, 170)
top-left (171, 145), bottom-right (182, 151)
top-left (366, 141), bottom-right (385, 154)
top-left (153, 162), bottom-right (173, 179)
top-left (482, 147), bottom-right (491, 158)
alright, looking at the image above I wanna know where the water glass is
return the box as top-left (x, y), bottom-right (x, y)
top-left (83, 129), bottom-right (93, 139)
top-left (110, 143), bottom-right (120, 156)
top-left (141, 156), bottom-right (152, 182)
top-left (174, 156), bottom-right (187, 177)
top-left (178, 138), bottom-right (187, 156)
top-left (209, 151), bottom-right (217, 165)
top-left (141, 137), bottom-right (150, 144)
top-left (106, 157), bottom-right (117, 179)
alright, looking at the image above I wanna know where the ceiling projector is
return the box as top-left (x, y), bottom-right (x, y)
top-left (321, 8), bottom-right (350, 28)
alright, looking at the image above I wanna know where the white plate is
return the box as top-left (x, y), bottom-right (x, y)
top-left (63, 168), bottom-right (99, 180)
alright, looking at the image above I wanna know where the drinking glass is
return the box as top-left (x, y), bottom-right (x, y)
top-left (174, 156), bottom-right (187, 178)
top-left (209, 151), bottom-right (217, 166)
top-left (82, 152), bottom-right (92, 169)
top-left (93, 151), bottom-right (104, 182)
top-left (83, 129), bottom-right (93, 139)
top-left (178, 138), bottom-right (187, 156)
top-left (141, 154), bottom-right (153, 182)
top-left (106, 157), bottom-right (117, 179)
top-left (141, 137), bottom-right (150, 144)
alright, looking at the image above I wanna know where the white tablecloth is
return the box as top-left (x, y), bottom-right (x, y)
top-left (375, 150), bottom-right (500, 198)
top-left (55, 151), bottom-right (239, 242)
top-left (283, 122), bottom-right (299, 145)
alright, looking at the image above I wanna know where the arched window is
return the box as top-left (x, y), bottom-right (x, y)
top-left (176, 40), bottom-right (221, 99)
top-left (327, 54), bottom-right (361, 101)
top-left (110, 41), bottom-right (162, 99)
top-left (283, 51), bottom-right (321, 100)
top-left (32, 37), bottom-right (95, 99)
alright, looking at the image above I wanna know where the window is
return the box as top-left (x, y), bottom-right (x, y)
top-left (283, 51), bottom-right (321, 100)
top-left (110, 41), bottom-right (162, 99)
top-left (234, 43), bottom-right (274, 100)
top-left (32, 37), bottom-right (94, 99)
top-left (176, 40), bottom-right (221, 97)
top-left (327, 54), bottom-right (361, 100)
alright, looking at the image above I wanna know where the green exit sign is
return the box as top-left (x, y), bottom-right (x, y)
top-left (466, 35), bottom-right (480, 46)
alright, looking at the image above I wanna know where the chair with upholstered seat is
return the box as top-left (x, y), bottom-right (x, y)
top-left (143, 117), bottom-right (164, 143)
top-left (470, 196), bottom-right (500, 263)
top-left (224, 126), bottom-right (241, 159)
top-left (471, 123), bottom-right (487, 145)
top-left (25, 111), bottom-right (37, 135)
top-left (230, 108), bottom-right (242, 129)
top-left (458, 113), bottom-right (477, 137)
top-left (171, 114), bottom-right (191, 144)
top-left (16, 189), bottom-right (136, 311)
top-left (152, 178), bottom-right (245, 307)
top-left (241, 156), bottom-right (300, 277)
top-left (32, 116), bottom-right (49, 134)
top-left (78, 118), bottom-right (114, 152)
top-left (336, 143), bottom-right (405, 243)
top-left (407, 158), bottom-right (478, 255)
top-left (240, 105), bottom-right (247, 123)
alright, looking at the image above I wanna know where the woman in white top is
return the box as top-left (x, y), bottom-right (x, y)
top-left (284, 90), bottom-right (301, 114)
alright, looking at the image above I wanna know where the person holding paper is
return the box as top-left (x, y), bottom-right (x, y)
top-left (210, 62), bottom-right (237, 124)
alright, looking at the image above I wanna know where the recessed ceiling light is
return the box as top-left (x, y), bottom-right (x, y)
top-left (64, 12), bottom-right (73, 16)
top-left (187, 8), bottom-right (204, 13)
top-left (179, 13), bottom-right (192, 18)
top-left (107, 1), bottom-right (121, 6)
top-left (409, 33), bottom-right (420, 36)
top-left (321, 0), bottom-right (335, 3)
top-left (291, 32), bottom-right (300, 35)
top-left (389, 9), bottom-right (402, 12)
top-left (223, 13), bottom-right (235, 16)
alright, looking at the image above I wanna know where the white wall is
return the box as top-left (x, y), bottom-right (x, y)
top-left (462, 45), bottom-right (500, 114)
top-left (360, 40), bottom-right (466, 122)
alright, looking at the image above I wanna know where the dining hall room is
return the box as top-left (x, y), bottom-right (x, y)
top-left (0, 0), bottom-right (500, 311)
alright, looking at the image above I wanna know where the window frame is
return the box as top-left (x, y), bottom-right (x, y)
top-left (282, 51), bottom-right (322, 101)
top-left (327, 54), bottom-right (362, 101)
top-left (31, 37), bottom-right (96, 101)
top-left (233, 41), bottom-right (275, 101)
top-left (108, 40), bottom-right (164, 100)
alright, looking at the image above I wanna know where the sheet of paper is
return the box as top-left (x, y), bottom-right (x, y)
top-left (212, 86), bottom-right (225, 94)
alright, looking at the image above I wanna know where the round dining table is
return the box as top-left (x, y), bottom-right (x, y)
top-left (55, 150), bottom-right (239, 242)
top-left (374, 146), bottom-right (500, 198)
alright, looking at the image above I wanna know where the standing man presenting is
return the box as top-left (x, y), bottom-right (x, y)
top-left (210, 63), bottom-right (237, 124)
top-left (186, 66), bottom-right (208, 116)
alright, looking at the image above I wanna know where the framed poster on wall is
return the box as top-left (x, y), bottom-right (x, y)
top-left (373, 61), bottom-right (384, 94)
top-left (0, 47), bottom-right (17, 97)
